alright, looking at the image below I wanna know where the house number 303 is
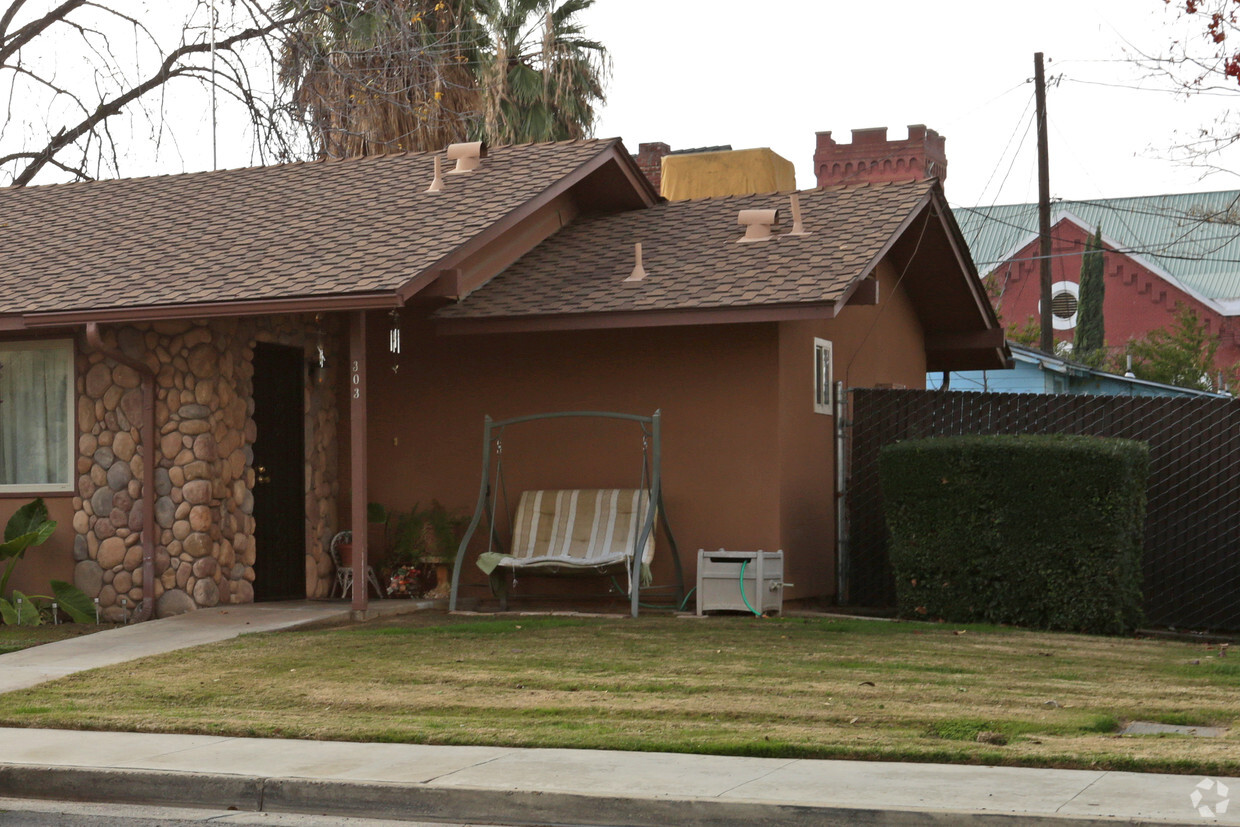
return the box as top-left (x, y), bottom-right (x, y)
top-left (351, 361), bottom-right (361, 399)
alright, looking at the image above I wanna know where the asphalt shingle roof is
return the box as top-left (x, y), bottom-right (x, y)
top-left (0, 140), bottom-right (616, 317)
top-left (438, 179), bottom-right (936, 320)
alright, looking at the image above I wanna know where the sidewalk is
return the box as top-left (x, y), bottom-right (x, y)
top-left (0, 600), bottom-right (431, 693)
top-left (0, 728), bottom-right (1235, 826)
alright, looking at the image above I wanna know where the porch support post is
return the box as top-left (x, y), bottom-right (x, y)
top-left (349, 310), bottom-right (369, 615)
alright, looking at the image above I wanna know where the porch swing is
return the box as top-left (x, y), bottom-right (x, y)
top-left (448, 410), bottom-right (685, 618)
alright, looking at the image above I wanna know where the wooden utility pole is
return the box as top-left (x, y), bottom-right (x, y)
top-left (1035, 52), bottom-right (1053, 353)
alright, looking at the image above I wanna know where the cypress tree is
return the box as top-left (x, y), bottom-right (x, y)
top-left (1075, 226), bottom-right (1105, 364)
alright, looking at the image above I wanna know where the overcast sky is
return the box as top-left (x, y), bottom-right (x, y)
top-left (578, 0), bottom-right (1239, 208)
top-left (15, 1), bottom-right (1240, 210)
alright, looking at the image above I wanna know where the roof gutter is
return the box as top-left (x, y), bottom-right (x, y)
top-left (9, 292), bottom-right (400, 330)
top-left (434, 300), bottom-right (841, 335)
top-left (85, 323), bottom-right (157, 623)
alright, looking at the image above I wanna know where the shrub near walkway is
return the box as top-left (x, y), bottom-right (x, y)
top-left (0, 614), bottom-right (1235, 775)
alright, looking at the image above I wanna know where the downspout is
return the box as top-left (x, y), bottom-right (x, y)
top-left (834, 379), bottom-right (849, 607)
top-left (85, 324), bottom-right (157, 623)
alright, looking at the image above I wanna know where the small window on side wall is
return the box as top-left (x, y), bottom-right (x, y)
top-left (814, 338), bottom-right (833, 415)
top-left (0, 339), bottom-right (75, 493)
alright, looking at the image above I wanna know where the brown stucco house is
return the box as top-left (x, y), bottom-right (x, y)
top-left (0, 138), bottom-right (1005, 619)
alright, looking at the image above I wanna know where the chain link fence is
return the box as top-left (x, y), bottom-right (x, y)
top-left (845, 388), bottom-right (1240, 631)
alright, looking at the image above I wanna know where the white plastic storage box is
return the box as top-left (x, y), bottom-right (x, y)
top-left (696, 549), bottom-right (784, 615)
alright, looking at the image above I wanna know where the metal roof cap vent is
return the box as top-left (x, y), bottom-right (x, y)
top-left (446, 141), bottom-right (486, 173)
top-left (737, 208), bottom-right (779, 243)
top-left (426, 155), bottom-right (445, 193)
top-left (624, 242), bottom-right (647, 283)
top-left (788, 194), bottom-right (810, 236)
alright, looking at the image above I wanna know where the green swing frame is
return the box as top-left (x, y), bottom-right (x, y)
top-left (448, 410), bottom-right (685, 618)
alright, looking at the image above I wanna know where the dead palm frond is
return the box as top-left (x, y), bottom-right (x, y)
top-left (276, 0), bottom-right (485, 156)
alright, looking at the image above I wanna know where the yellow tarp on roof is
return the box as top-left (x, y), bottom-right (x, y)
top-left (660, 147), bottom-right (796, 201)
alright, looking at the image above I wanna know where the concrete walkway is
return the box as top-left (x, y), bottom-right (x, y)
top-left (0, 728), bottom-right (1236, 826)
top-left (0, 600), bottom-right (431, 693)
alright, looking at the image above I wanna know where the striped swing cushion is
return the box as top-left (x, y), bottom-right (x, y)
top-left (500, 489), bottom-right (654, 570)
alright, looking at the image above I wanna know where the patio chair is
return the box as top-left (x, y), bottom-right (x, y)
top-left (328, 530), bottom-right (384, 599)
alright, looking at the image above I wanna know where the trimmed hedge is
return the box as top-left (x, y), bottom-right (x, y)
top-left (879, 434), bottom-right (1149, 634)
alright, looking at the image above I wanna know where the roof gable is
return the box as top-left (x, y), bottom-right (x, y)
top-left (437, 181), bottom-right (938, 320)
top-left (956, 190), bottom-right (1240, 303)
top-left (435, 179), bottom-right (1007, 371)
top-left (979, 211), bottom-right (1233, 317)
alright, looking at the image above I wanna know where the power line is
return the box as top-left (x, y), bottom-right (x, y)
top-left (956, 192), bottom-right (1240, 225)
top-left (977, 244), bottom-right (1240, 267)
top-left (967, 93), bottom-right (1036, 250)
top-left (956, 197), bottom-right (1240, 260)
top-left (1062, 76), bottom-right (1240, 97)
top-left (961, 207), bottom-right (1240, 266)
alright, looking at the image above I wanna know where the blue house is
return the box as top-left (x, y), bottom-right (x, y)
top-left (927, 344), bottom-right (1230, 398)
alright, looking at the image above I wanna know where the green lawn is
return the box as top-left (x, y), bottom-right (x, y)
top-left (0, 612), bottom-right (1235, 774)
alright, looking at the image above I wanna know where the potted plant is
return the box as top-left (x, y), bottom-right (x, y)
top-left (387, 501), bottom-right (468, 599)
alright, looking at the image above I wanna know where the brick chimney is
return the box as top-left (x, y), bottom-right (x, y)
top-left (814, 125), bottom-right (946, 189)
top-left (634, 142), bottom-right (671, 193)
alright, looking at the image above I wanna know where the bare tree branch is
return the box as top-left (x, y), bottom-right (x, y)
top-left (1, 2), bottom-right (323, 187)
top-left (0, 148), bottom-right (91, 179)
top-left (0, 0), bottom-right (30, 45)
top-left (0, 0), bottom-right (87, 64)
top-left (1132, 1), bottom-right (1240, 169)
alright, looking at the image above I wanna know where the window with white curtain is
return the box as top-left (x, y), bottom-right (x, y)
top-left (0, 339), bottom-right (74, 492)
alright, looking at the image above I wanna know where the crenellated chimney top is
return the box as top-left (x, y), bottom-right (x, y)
top-left (814, 124), bottom-right (946, 190)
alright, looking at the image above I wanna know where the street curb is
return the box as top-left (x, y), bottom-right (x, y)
top-left (0, 765), bottom-right (262, 812)
top-left (0, 764), bottom-right (1199, 826)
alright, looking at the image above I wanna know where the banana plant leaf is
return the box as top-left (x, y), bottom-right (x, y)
top-left (0, 591), bottom-right (42, 626)
top-left (0, 499), bottom-right (58, 597)
top-left (0, 498), bottom-right (57, 560)
top-left (50, 580), bottom-right (96, 624)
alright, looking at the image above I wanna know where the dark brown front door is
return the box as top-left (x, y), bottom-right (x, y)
top-left (251, 343), bottom-right (306, 601)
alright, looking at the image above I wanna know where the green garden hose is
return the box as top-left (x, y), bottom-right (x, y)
top-left (607, 575), bottom-right (695, 612)
top-left (739, 560), bottom-right (761, 617)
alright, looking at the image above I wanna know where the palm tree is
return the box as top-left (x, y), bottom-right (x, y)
top-left (276, 0), bottom-right (486, 156)
top-left (475, 0), bottom-right (608, 145)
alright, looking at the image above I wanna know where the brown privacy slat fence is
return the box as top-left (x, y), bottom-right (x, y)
top-left (846, 389), bottom-right (1240, 631)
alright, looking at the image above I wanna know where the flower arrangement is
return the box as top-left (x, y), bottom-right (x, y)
top-left (386, 564), bottom-right (430, 598)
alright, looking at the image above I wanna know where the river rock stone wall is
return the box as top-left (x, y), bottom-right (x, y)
top-left (72, 315), bottom-right (341, 620)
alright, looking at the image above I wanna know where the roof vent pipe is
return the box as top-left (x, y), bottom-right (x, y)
top-left (737, 209), bottom-right (780, 243)
top-left (446, 141), bottom-right (486, 173)
top-left (624, 242), bottom-right (647, 283)
top-left (426, 155), bottom-right (444, 193)
top-left (789, 194), bottom-right (810, 236)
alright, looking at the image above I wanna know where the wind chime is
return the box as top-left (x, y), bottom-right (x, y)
top-left (310, 314), bottom-right (326, 384)
top-left (389, 309), bottom-right (401, 374)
